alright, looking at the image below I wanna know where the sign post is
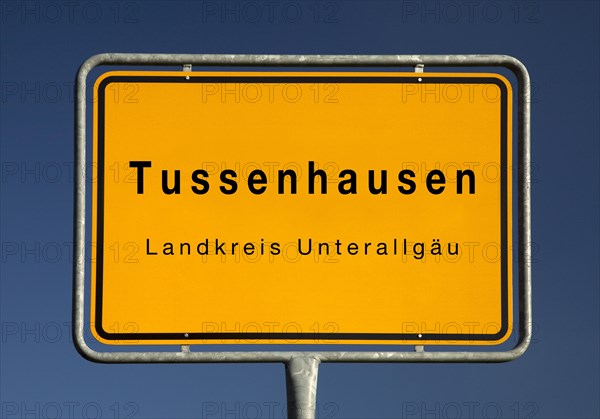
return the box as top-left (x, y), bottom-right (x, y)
top-left (73, 54), bottom-right (531, 419)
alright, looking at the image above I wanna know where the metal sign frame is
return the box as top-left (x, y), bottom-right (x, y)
top-left (73, 54), bottom-right (531, 418)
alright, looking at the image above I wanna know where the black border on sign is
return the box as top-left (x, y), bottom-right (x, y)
top-left (94, 75), bottom-right (509, 343)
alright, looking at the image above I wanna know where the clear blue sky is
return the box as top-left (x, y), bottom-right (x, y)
top-left (1, 1), bottom-right (599, 418)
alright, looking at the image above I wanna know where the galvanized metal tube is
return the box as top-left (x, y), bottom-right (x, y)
top-left (286, 357), bottom-right (320, 419)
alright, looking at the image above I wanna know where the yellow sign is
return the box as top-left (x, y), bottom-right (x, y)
top-left (91, 71), bottom-right (512, 345)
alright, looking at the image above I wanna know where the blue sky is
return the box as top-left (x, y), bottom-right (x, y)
top-left (1, 1), bottom-right (599, 418)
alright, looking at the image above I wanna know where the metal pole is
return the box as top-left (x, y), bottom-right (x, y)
top-left (285, 357), bottom-right (320, 419)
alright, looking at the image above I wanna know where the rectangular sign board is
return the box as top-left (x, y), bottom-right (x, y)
top-left (91, 71), bottom-right (512, 345)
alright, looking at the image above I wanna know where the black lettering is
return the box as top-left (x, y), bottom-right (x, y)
top-left (413, 242), bottom-right (424, 259)
top-left (308, 161), bottom-right (327, 194)
top-left (448, 242), bottom-right (459, 255)
top-left (334, 239), bottom-right (342, 255)
top-left (215, 239), bottom-right (226, 255)
top-left (298, 238), bottom-right (312, 255)
top-left (220, 170), bottom-right (238, 194)
top-left (398, 169), bottom-right (416, 194)
top-left (191, 169), bottom-right (210, 194)
top-left (248, 169), bottom-right (267, 194)
top-left (270, 242), bottom-right (281, 255)
top-left (278, 169), bottom-right (297, 194)
top-left (426, 170), bottom-right (445, 194)
top-left (129, 161), bottom-right (151, 194)
top-left (318, 242), bottom-right (330, 255)
top-left (180, 242), bottom-right (190, 255)
top-left (347, 243), bottom-right (358, 255)
top-left (244, 243), bottom-right (255, 255)
top-left (431, 239), bottom-right (442, 255)
top-left (338, 169), bottom-right (357, 194)
top-left (163, 242), bottom-right (174, 255)
top-left (368, 170), bottom-right (387, 194)
top-left (457, 169), bottom-right (475, 194)
top-left (145, 238), bottom-right (157, 255)
top-left (196, 239), bottom-right (209, 255)
top-left (162, 170), bottom-right (180, 194)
